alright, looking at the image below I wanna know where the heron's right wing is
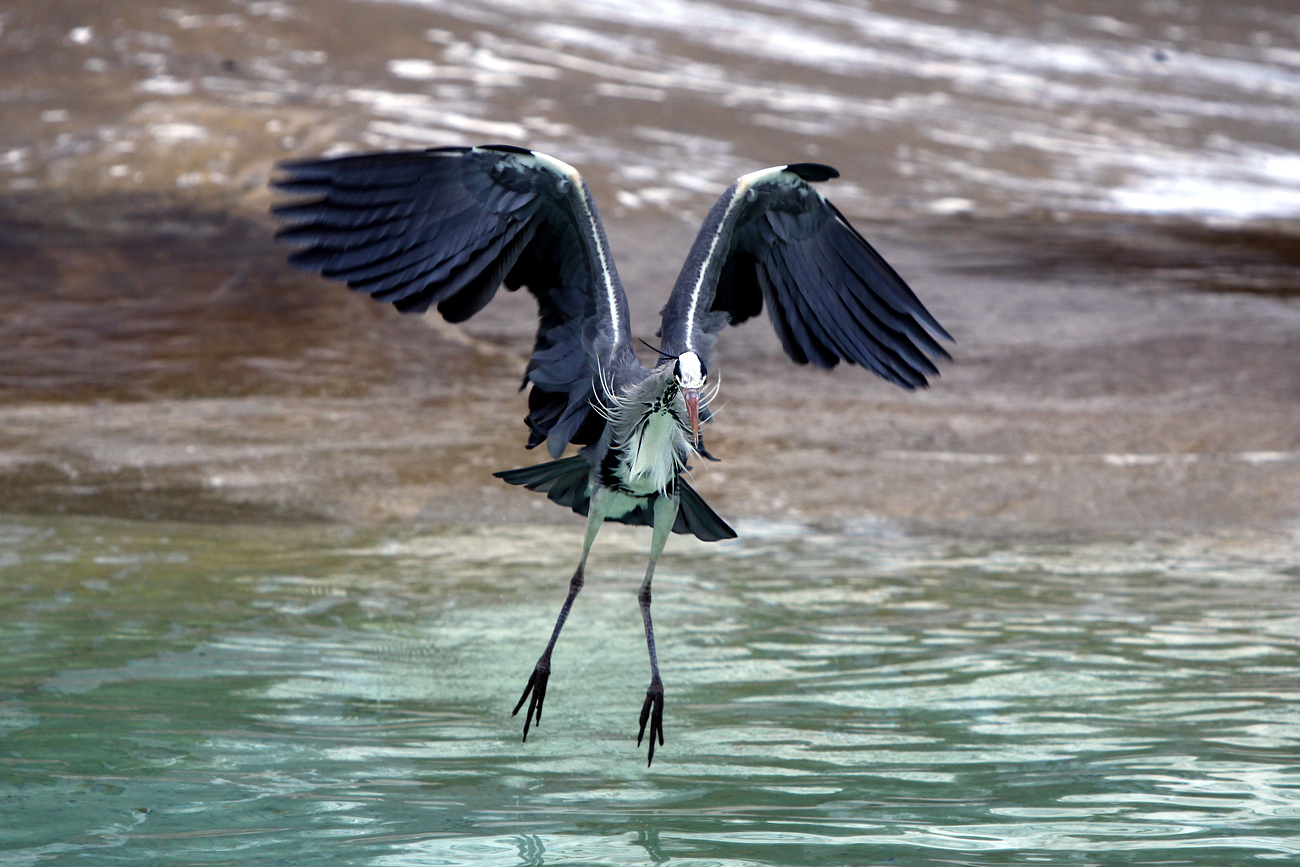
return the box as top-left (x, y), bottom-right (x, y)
top-left (657, 163), bottom-right (951, 389)
top-left (272, 145), bottom-right (640, 457)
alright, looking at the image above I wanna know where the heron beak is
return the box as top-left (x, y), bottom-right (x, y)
top-left (683, 387), bottom-right (701, 449)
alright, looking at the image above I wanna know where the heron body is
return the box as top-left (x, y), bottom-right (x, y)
top-left (272, 144), bottom-right (951, 764)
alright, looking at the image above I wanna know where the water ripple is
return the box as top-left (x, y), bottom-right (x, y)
top-left (2, 517), bottom-right (1298, 863)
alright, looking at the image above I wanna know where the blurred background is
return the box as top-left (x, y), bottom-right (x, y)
top-left (3, 2), bottom-right (1300, 864)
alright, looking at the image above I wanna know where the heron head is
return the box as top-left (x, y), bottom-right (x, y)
top-left (673, 351), bottom-right (707, 448)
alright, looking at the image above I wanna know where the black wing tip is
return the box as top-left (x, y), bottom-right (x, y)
top-left (478, 143), bottom-right (534, 155)
top-left (784, 163), bottom-right (839, 182)
top-left (878, 366), bottom-right (930, 390)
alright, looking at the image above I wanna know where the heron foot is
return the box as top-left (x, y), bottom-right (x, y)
top-left (512, 656), bottom-right (551, 742)
top-left (637, 677), bottom-right (665, 766)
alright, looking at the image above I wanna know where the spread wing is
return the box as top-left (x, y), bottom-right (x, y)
top-left (272, 145), bottom-right (643, 457)
top-left (658, 163), bottom-right (952, 388)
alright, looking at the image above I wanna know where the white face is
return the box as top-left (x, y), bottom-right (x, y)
top-left (674, 351), bottom-right (707, 389)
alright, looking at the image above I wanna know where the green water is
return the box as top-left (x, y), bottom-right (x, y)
top-left (1, 516), bottom-right (1297, 865)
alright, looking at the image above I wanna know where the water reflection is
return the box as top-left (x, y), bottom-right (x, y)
top-left (1, 516), bottom-right (1297, 863)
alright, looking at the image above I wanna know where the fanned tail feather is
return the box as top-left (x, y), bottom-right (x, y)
top-left (675, 480), bottom-right (737, 541)
top-left (494, 458), bottom-right (736, 542)
top-left (494, 456), bottom-right (591, 511)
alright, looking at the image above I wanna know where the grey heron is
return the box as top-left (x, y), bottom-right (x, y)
top-left (271, 144), bottom-right (951, 764)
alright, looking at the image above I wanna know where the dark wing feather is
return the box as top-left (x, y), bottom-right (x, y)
top-left (658, 163), bottom-right (951, 388)
top-left (272, 146), bottom-right (643, 456)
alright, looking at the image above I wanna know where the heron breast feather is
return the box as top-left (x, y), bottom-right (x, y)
top-left (621, 411), bottom-right (687, 495)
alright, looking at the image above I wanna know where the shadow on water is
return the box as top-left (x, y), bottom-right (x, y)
top-left (941, 218), bottom-right (1300, 298)
top-left (2, 516), bottom-right (1297, 864)
top-left (0, 197), bottom-right (447, 404)
top-left (4, 198), bottom-right (1299, 534)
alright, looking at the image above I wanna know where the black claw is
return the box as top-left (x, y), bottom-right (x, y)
top-left (512, 658), bottom-right (550, 742)
top-left (636, 679), bottom-right (665, 765)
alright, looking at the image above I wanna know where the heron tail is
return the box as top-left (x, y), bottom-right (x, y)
top-left (494, 458), bottom-right (736, 542)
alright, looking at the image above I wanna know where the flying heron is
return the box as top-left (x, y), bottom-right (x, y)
top-left (271, 144), bottom-right (951, 764)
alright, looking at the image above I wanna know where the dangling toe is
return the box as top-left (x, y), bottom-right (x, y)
top-left (512, 658), bottom-right (551, 742)
top-left (636, 678), bottom-right (665, 765)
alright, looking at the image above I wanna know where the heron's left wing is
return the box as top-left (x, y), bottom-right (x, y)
top-left (657, 164), bottom-right (952, 388)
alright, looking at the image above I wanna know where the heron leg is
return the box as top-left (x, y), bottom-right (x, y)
top-left (637, 492), bottom-right (678, 765)
top-left (512, 485), bottom-right (609, 742)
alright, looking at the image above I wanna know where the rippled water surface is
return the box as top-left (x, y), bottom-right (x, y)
top-left (2, 517), bottom-right (1297, 864)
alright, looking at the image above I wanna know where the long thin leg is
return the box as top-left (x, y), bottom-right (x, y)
top-left (637, 492), bottom-right (678, 766)
top-left (512, 485), bottom-right (609, 742)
